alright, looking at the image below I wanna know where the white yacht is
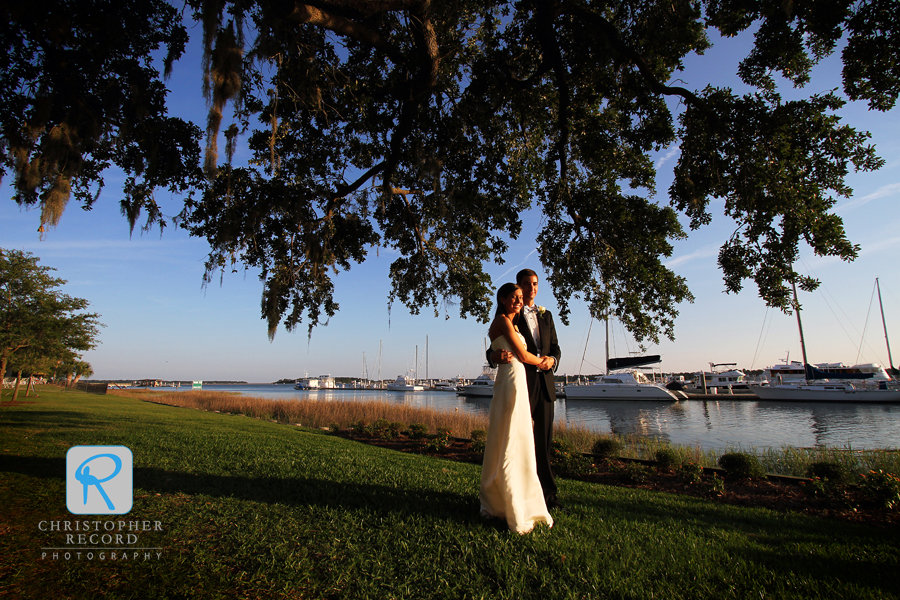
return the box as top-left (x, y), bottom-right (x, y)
top-left (764, 359), bottom-right (891, 385)
top-left (691, 363), bottom-right (750, 390)
top-left (564, 371), bottom-right (680, 401)
top-left (386, 375), bottom-right (425, 392)
top-left (754, 381), bottom-right (900, 402)
top-left (457, 366), bottom-right (495, 397)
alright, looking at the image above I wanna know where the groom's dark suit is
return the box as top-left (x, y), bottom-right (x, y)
top-left (488, 305), bottom-right (561, 504)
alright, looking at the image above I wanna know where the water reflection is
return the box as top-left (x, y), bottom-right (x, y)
top-left (180, 385), bottom-right (900, 451)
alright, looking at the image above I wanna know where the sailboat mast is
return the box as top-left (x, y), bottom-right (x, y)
top-left (792, 281), bottom-right (811, 382)
top-left (605, 316), bottom-right (610, 376)
top-left (876, 278), bottom-right (895, 377)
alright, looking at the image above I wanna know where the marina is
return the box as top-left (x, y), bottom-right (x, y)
top-left (162, 383), bottom-right (900, 452)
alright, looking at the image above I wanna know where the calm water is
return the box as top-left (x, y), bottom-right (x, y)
top-left (172, 384), bottom-right (900, 451)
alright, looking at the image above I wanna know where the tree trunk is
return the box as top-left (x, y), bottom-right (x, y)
top-left (12, 370), bottom-right (22, 402)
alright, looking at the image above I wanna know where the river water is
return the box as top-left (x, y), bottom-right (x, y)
top-left (173, 384), bottom-right (900, 451)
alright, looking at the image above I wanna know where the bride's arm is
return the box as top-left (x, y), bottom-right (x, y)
top-left (499, 317), bottom-right (543, 367)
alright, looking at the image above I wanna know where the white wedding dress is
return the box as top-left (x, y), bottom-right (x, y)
top-left (479, 334), bottom-right (553, 533)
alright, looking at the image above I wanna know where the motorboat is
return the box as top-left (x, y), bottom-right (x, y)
top-left (457, 366), bottom-right (495, 397)
top-left (294, 374), bottom-right (335, 390)
top-left (430, 379), bottom-right (458, 392)
top-left (458, 375), bottom-right (494, 396)
top-left (386, 375), bottom-right (425, 392)
top-left (765, 358), bottom-right (891, 385)
top-left (564, 370), bottom-right (681, 401)
top-left (691, 363), bottom-right (750, 391)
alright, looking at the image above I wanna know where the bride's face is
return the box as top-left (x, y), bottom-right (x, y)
top-left (502, 289), bottom-right (524, 314)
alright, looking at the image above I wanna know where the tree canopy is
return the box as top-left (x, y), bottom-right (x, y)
top-left (2, 0), bottom-right (898, 343)
top-left (0, 249), bottom-right (103, 383)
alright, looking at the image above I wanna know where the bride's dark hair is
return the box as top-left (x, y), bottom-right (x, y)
top-left (495, 282), bottom-right (521, 318)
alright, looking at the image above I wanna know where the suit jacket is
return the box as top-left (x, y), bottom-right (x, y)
top-left (487, 306), bottom-right (561, 408)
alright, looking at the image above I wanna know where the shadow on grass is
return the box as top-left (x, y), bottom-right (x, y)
top-left (581, 490), bottom-right (900, 596)
top-left (0, 454), bottom-right (476, 524)
top-left (0, 410), bottom-right (107, 429)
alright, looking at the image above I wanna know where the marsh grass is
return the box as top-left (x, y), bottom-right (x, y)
top-left (112, 389), bottom-right (900, 478)
top-left (112, 389), bottom-right (489, 438)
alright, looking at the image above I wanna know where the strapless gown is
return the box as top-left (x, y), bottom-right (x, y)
top-left (479, 334), bottom-right (553, 533)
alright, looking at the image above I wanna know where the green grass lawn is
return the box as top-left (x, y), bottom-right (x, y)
top-left (1, 387), bottom-right (898, 599)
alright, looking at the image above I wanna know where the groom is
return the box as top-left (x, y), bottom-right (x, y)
top-left (487, 268), bottom-right (563, 510)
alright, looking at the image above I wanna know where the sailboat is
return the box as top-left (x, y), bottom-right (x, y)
top-left (753, 280), bottom-right (900, 403)
top-left (563, 318), bottom-right (680, 401)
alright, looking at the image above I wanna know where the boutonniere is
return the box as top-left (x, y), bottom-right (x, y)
top-left (537, 306), bottom-right (547, 319)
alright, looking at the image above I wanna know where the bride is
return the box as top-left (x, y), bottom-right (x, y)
top-left (479, 282), bottom-right (554, 533)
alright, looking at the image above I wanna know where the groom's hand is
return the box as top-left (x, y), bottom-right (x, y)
top-left (492, 350), bottom-right (513, 364)
top-left (538, 356), bottom-right (554, 371)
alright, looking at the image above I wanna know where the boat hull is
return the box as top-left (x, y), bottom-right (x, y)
top-left (753, 385), bottom-right (900, 402)
top-left (458, 384), bottom-right (494, 397)
top-left (563, 384), bottom-right (679, 401)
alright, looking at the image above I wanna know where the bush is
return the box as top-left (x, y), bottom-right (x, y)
top-left (677, 462), bottom-right (704, 484)
top-left (806, 461), bottom-right (849, 484)
top-left (389, 421), bottom-right (405, 437)
top-left (859, 470), bottom-right (900, 509)
top-left (470, 429), bottom-right (487, 454)
top-left (552, 438), bottom-right (593, 476)
top-left (654, 448), bottom-right (679, 471)
top-left (424, 427), bottom-right (453, 453)
top-left (369, 418), bottom-right (393, 439)
top-left (351, 420), bottom-right (367, 435)
top-left (718, 452), bottom-right (765, 480)
top-left (591, 437), bottom-right (623, 459)
top-left (703, 473), bottom-right (726, 496)
top-left (610, 460), bottom-right (650, 483)
top-left (408, 423), bottom-right (428, 439)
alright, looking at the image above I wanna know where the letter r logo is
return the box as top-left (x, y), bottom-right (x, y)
top-left (66, 446), bottom-right (133, 515)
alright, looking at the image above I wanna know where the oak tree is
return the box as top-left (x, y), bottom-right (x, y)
top-left (3, 0), bottom-right (898, 343)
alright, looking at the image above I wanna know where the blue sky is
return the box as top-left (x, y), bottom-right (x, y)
top-left (2, 22), bottom-right (899, 382)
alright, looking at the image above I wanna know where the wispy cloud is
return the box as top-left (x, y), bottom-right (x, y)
top-left (835, 182), bottom-right (900, 213)
top-left (656, 146), bottom-right (680, 170)
top-left (859, 235), bottom-right (900, 257)
top-left (664, 245), bottom-right (719, 268)
top-left (497, 248), bottom-right (538, 280)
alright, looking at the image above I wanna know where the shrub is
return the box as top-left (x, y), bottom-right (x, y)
top-left (806, 461), bottom-right (849, 484)
top-left (703, 473), bottom-right (726, 496)
top-left (328, 422), bottom-right (341, 433)
top-left (470, 429), bottom-right (487, 454)
top-left (718, 452), bottom-right (765, 480)
top-left (389, 421), bottom-right (405, 437)
top-left (369, 418), bottom-right (393, 439)
top-left (611, 460), bottom-right (651, 483)
top-left (552, 438), bottom-right (593, 477)
top-left (677, 462), bottom-right (704, 485)
top-left (408, 423), bottom-right (428, 439)
top-left (351, 420), bottom-right (367, 435)
top-left (654, 448), bottom-right (679, 471)
top-left (859, 470), bottom-right (900, 509)
top-left (424, 427), bottom-right (453, 452)
top-left (591, 437), bottom-right (623, 459)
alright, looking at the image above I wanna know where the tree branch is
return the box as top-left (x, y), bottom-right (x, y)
top-left (559, 1), bottom-right (706, 108)
top-left (286, 2), bottom-right (406, 65)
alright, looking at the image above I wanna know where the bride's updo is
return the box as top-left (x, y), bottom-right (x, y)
top-left (495, 282), bottom-right (520, 317)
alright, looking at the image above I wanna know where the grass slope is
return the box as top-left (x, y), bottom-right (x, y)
top-left (1, 388), bottom-right (897, 599)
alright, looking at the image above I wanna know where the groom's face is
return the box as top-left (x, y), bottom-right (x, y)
top-left (519, 275), bottom-right (539, 306)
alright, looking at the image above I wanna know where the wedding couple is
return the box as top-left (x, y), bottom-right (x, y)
top-left (479, 269), bottom-right (561, 534)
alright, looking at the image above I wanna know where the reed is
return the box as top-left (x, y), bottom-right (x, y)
top-left (111, 389), bottom-right (490, 437)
